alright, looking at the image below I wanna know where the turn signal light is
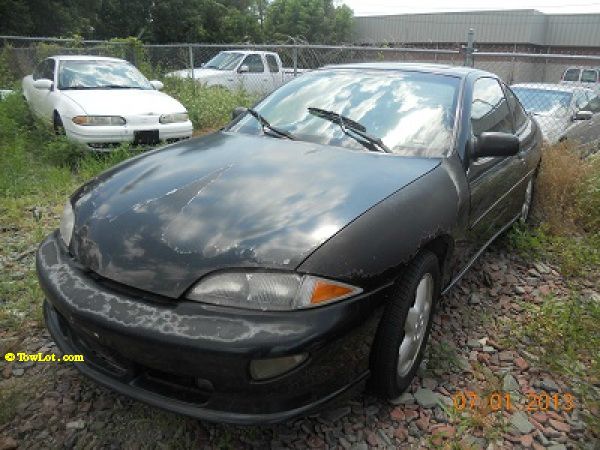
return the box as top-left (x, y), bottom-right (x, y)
top-left (310, 280), bottom-right (355, 305)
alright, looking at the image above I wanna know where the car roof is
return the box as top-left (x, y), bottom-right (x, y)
top-left (511, 83), bottom-right (590, 93)
top-left (50, 55), bottom-right (127, 63)
top-left (320, 62), bottom-right (492, 78)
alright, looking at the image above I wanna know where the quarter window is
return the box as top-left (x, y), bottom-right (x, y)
top-left (265, 54), bottom-right (279, 73)
top-left (471, 78), bottom-right (513, 136)
top-left (241, 55), bottom-right (264, 73)
top-left (504, 86), bottom-right (528, 131)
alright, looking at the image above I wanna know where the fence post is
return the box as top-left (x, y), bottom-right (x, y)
top-left (293, 45), bottom-right (298, 77)
top-left (464, 28), bottom-right (475, 67)
top-left (188, 44), bottom-right (195, 83)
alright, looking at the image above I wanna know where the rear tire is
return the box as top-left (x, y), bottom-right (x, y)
top-left (370, 251), bottom-right (440, 399)
top-left (53, 111), bottom-right (65, 136)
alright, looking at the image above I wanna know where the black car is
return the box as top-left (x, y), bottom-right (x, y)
top-left (37, 63), bottom-right (542, 424)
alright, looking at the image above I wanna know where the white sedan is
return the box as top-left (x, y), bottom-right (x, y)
top-left (23, 55), bottom-right (193, 149)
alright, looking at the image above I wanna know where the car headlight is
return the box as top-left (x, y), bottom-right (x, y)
top-left (186, 272), bottom-right (362, 311)
top-left (72, 116), bottom-right (126, 126)
top-left (159, 112), bottom-right (189, 124)
top-left (59, 200), bottom-right (74, 248)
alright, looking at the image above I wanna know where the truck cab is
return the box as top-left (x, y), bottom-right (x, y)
top-left (168, 50), bottom-right (292, 95)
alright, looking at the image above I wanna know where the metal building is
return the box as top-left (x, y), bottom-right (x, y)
top-left (353, 9), bottom-right (600, 53)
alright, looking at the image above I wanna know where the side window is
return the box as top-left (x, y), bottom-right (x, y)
top-left (32, 60), bottom-right (46, 80)
top-left (471, 78), bottom-right (513, 137)
top-left (42, 59), bottom-right (55, 81)
top-left (563, 68), bottom-right (580, 82)
top-left (265, 54), bottom-right (279, 73)
top-left (242, 54), bottom-right (265, 73)
top-left (504, 85), bottom-right (528, 131)
top-left (581, 69), bottom-right (598, 83)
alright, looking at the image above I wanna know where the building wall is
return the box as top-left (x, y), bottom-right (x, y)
top-left (353, 10), bottom-right (600, 50)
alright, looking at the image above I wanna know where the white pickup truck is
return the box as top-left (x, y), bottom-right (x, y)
top-left (166, 50), bottom-right (305, 95)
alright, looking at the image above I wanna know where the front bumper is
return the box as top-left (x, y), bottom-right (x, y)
top-left (37, 231), bottom-right (386, 424)
top-left (64, 121), bottom-right (193, 149)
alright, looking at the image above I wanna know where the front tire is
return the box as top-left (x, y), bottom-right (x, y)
top-left (370, 250), bottom-right (440, 399)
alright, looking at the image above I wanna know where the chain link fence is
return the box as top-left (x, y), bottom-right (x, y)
top-left (2, 34), bottom-right (600, 146)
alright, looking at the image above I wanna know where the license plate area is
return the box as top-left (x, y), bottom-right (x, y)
top-left (134, 130), bottom-right (159, 145)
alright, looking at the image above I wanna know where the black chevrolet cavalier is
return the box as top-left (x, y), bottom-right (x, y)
top-left (37, 63), bottom-right (541, 424)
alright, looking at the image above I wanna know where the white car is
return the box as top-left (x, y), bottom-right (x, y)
top-left (23, 55), bottom-right (193, 149)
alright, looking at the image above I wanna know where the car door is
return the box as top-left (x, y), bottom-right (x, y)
top-left (466, 77), bottom-right (526, 247)
top-left (239, 54), bottom-right (268, 95)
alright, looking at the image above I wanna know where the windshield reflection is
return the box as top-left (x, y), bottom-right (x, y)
top-left (58, 60), bottom-right (152, 90)
top-left (204, 52), bottom-right (244, 70)
top-left (229, 70), bottom-right (460, 157)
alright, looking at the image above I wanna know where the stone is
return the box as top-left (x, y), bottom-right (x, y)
top-left (66, 420), bottom-right (85, 430)
top-left (467, 338), bottom-right (481, 348)
top-left (503, 373), bottom-right (521, 393)
top-left (539, 377), bottom-right (559, 392)
top-left (350, 444), bottom-right (368, 450)
top-left (390, 407), bottom-right (405, 421)
top-left (414, 388), bottom-right (439, 408)
top-left (548, 418), bottom-right (570, 433)
top-left (482, 346), bottom-right (496, 353)
top-left (547, 445), bottom-right (567, 450)
top-left (389, 393), bottom-right (415, 405)
top-left (0, 437), bottom-right (17, 450)
top-left (515, 357), bottom-right (529, 371)
top-left (422, 377), bottom-right (437, 390)
top-left (520, 434), bottom-right (534, 448)
top-left (365, 431), bottom-right (379, 447)
top-left (510, 411), bottom-right (535, 434)
top-left (469, 293), bottom-right (482, 305)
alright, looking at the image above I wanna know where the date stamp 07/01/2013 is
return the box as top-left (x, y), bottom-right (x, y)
top-left (452, 390), bottom-right (575, 414)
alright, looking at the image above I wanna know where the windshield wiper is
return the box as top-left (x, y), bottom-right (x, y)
top-left (308, 107), bottom-right (389, 153)
top-left (99, 85), bottom-right (138, 89)
top-left (246, 108), bottom-right (296, 140)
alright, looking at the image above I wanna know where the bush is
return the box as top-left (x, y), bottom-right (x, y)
top-left (534, 142), bottom-right (600, 234)
top-left (162, 78), bottom-right (255, 131)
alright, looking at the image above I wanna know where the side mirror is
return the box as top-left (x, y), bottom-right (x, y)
top-left (238, 65), bottom-right (249, 73)
top-left (231, 106), bottom-right (247, 120)
top-left (150, 80), bottom-right (164, 90)
top-left (574, 110), bottom-right (593, 121)
top-left (33, 79), bottom-right (53, 90)
top-left (472, 132), bottom-right (520, 159)
top-left (200, 62), bottom-right (205, 67)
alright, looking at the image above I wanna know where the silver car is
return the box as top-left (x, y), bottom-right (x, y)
top-left (511, 83), bottom-right (600, 144)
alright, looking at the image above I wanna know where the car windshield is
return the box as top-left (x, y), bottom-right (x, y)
top-left (511, 87), bottom-right (572, 116)
top-left (204, 52), bottom-right (244, 70)
top-left (229, 70), bottom-right (460, 157)
top-left (58, 60), bottom-right (152, 90)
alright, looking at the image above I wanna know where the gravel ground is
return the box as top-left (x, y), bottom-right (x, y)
top-left (1, 235), bottom-right (599, 449)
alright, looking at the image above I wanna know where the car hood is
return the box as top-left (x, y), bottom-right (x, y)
top-left (61, 89), bottom-right (186, 116)
top-left (70, 132), bottom-right (440, 298)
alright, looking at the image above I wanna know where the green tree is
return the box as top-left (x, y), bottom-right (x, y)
top-left (264, 0), bottom-right (354, 44)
